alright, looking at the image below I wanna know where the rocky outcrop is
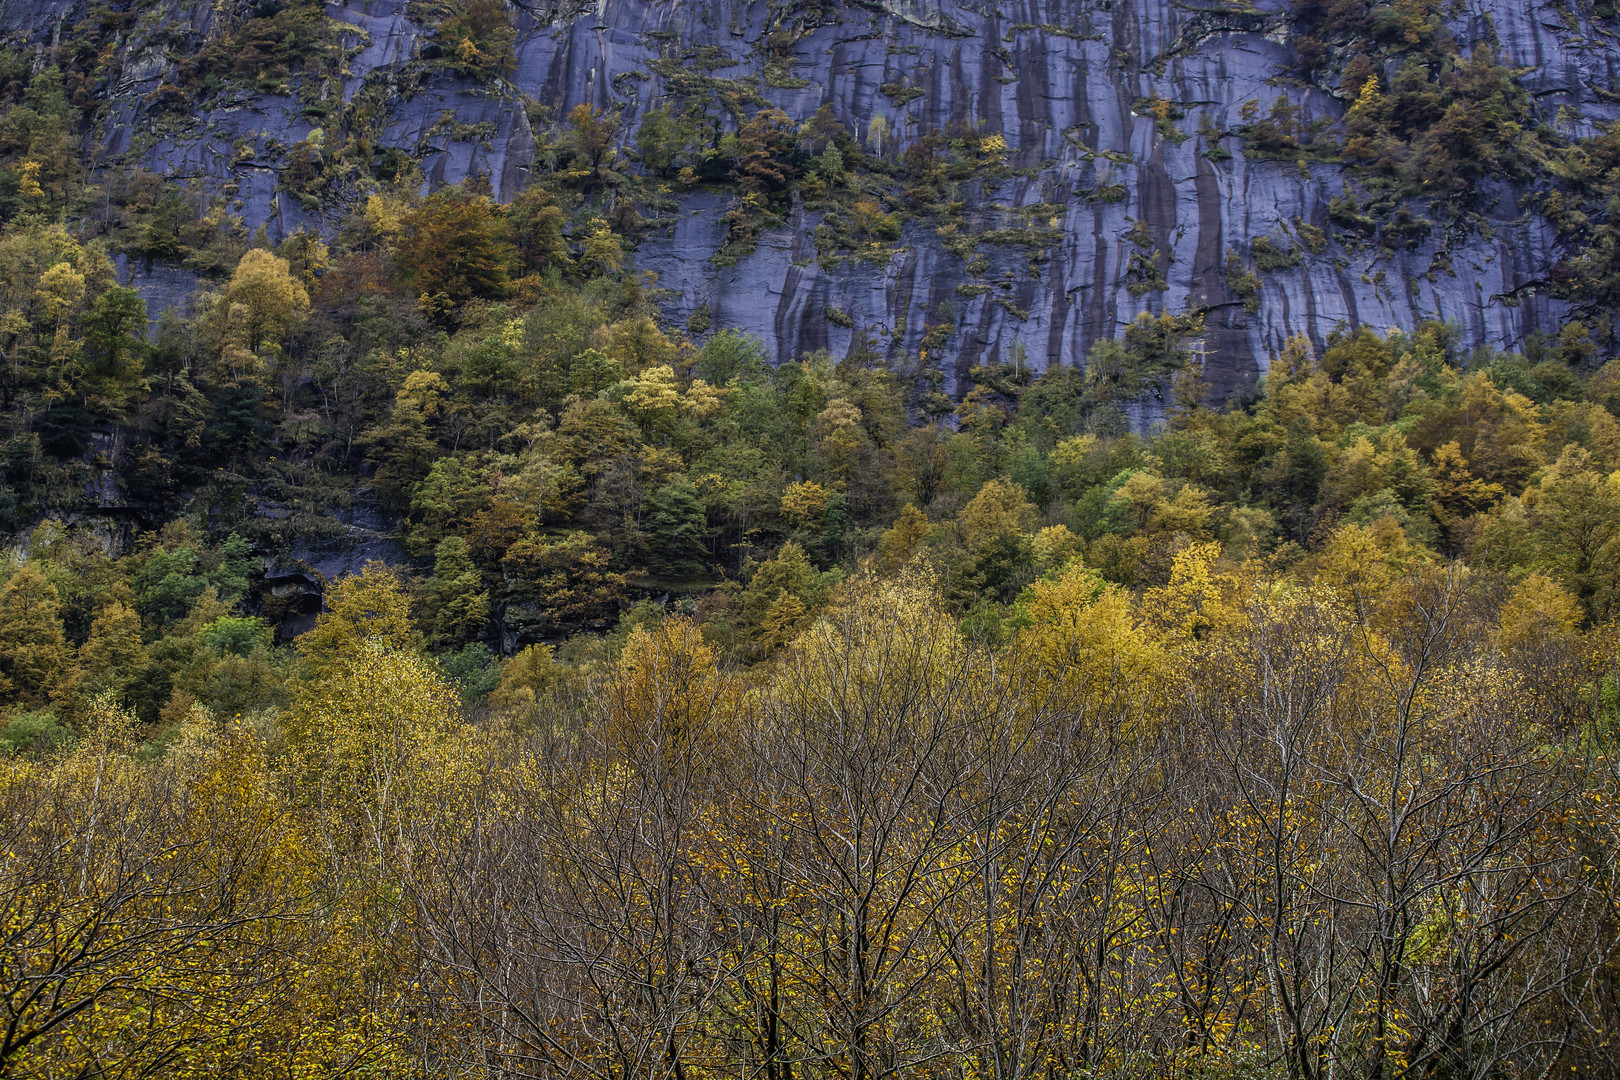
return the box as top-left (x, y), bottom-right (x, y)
top-left (7, 0), bottom-right (1615, 402)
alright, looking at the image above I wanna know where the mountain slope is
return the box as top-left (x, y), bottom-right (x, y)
top-left (4, 0), bottom-right (1615, 405)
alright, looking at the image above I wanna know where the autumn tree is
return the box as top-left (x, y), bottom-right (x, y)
top-left (73, 593), bottom-right (145, 710)
top-left (0, 702), bottom-right (408, 1077)
top-left (0, 562), bottom-right (71, 708)
top-left (362, 368), bottom-right (451, 511)
top-left (394, 184), bottom-right (514, 311)
top-left (505, 184), bottom-right (568, 274)
top-left (220, 248), bottom-right (309, 356)
top-left (79, 285), bottom-right (147, 411)
top-left (733, 108), bottom-right (798, 193)
top-left (1519, 448), bottom-right (1620, 619)
top-left (634, 106), bottom-right (696, 176)
top-left (282, 642), bottom-right (466, 857)
top-left (404, 618), bottom-right (736, 1080)
top-left (566, 103), bottom-right (619, 170)
top-left (297, 562), bottom-right (420, 681)
top-left (501, 530), bottom-right (629, 637)
top-left (752, 569), bottom-right (991, 1080)
top-left (740, 540), bottom-right (837, 651)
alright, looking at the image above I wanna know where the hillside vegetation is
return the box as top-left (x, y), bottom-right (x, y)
top-left (3, 1), bottom-right (1620, 1075)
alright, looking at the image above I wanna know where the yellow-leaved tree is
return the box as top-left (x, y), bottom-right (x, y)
top-left (1011, 559), bottom-right (1163, 729)
top-left (1143, 540), bottom-right (1238, 643)
top-left (0, 561), bottom-right (73, 709)
top-left (0, 695), bottom-right (408, 1078)
top-left (297, 561), bottom-right (421, 681)
top-left (221, 248), bottom-right (309, 356)
top-left (73, 592), bottom-right (144, 712)
top-left (602, 615), bottom-right (734, 776)
top-left (758, 568), bottom-right (987, 1078)
top-left (282, 642), bottom-right (466, 861)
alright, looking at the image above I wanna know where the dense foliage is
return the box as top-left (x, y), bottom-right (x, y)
top-left (4, 556), bottom-right (1620, 1078)
top-left (6, 198), bottom-right (1620, 1071)
top-left (4, 3), bottom-right (1620, 1075)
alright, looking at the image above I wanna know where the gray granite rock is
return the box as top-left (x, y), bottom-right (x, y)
top-left (4, 0), bottom-right (1610, 402)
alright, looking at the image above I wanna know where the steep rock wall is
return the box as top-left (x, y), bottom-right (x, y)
top-left (4, 0), bottom-right (1614, 402)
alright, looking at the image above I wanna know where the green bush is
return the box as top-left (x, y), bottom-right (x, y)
top-left (0, 710), bottom-right (73, 757)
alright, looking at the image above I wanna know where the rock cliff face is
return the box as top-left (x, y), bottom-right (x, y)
top-left (5, 0), bottom-right (1615, 404)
